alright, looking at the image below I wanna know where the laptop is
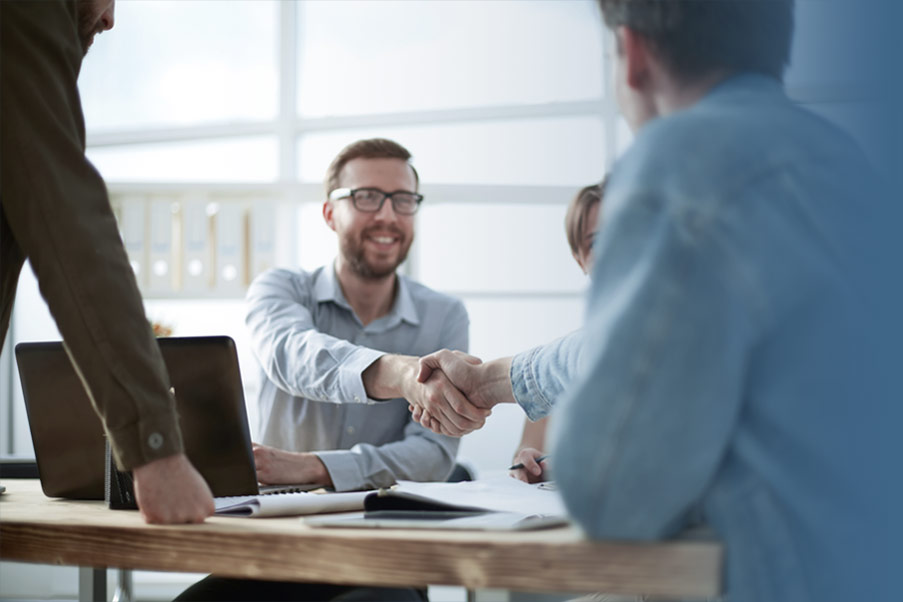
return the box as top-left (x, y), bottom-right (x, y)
top-left (15, 336), bottom-right (267, 500)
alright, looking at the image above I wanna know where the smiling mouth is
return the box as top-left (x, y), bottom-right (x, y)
top-left (370, 236), bottom-right (397, 245)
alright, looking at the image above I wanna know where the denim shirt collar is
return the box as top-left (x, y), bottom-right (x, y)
top-left (696, 72), bottom-right (785, 110)
top-left (636, 73), bottom-right (785, 137)
top-left (313, 262), bottom-right (420, 330)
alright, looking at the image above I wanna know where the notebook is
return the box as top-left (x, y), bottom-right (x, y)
top-left (303, 478), bottom-right (569, 530)
top-left (212, 477), bottom-right (568, 524)
top-left (214, 489), bottom-right (371, 518)
top-left (15, 336), bottom-right (277, 500)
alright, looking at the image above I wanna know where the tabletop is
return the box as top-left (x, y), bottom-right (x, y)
top-left (0, 479), bottom-right (722, 598)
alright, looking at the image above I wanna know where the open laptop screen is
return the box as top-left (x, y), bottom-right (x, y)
top-left (15, 336), bottom-right (260, 499)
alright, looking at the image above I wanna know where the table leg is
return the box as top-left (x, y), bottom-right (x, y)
top-left (79, 566), bottom-right (107, 602)
top-left (112, 568), bottom-right (133, 602)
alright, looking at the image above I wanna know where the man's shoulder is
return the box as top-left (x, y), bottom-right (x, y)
top-left (620, 89), bottom-right (860, 203)
top-left (643, 83), bottom-right (854, 165)
top-left (248, 266), bottom-right (322, 299)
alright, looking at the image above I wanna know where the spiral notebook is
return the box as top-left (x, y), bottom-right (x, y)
top-left (214, 489), bottom-right (371, 517)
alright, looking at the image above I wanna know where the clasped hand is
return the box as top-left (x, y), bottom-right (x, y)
top-left (407, 349), bottom-right (493, 437)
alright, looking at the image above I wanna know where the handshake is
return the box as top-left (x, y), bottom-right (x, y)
top-left (405, 349), bottom-right (516, 437)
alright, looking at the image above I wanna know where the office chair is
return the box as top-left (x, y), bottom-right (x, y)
top-left (446, 461), bottom-right (475, 483)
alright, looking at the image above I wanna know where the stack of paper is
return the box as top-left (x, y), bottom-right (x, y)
top-left (214, 477), bottom-right (568, 530)
top-left (376, 477), bottom-right (566, 517)
top-left (308, 477), bottom-right (568, 531)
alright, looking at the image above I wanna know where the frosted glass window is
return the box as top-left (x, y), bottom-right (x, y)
top-left (87, 137), bottom-right (278, 182)
top-left (615, 116), bottom-right (634, 159)
top-left (297, 202), bottom-right (340, 272)
top-left (297, 0), bottom-right (604, 117)
top-left (463, 296), bottom-right (586, 360)
top-left (79, 1), bottom-right (278, 131)
top-left (416, 204), bottom-right (591, 294)
top-left (298, 117), bottom-right (606, 186)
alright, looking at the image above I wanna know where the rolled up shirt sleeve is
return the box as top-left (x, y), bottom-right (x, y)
top-left (317, 419), bottom-right (459, 491)
top-left (511, 329), bottom-right (584, 421)
top-left (316, 301), bottom-right (468, 491)
top-left (246, 269), bottom-right (386, 405)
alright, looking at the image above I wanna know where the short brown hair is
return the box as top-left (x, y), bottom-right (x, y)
top-left (597, 0), bottom-right (794, 82)
top-left (324, 138), bottom-right (420, 196)
top-left (565, 179), bottom-right (606, 257)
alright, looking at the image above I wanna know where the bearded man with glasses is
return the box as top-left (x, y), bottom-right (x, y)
top-left (176, 137), bottom-right (487, 602)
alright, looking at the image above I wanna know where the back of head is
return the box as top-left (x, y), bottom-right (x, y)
top-left (597, 0), bottom-right (794, 82)
top-left (325, 138), bottom-right (420, 195)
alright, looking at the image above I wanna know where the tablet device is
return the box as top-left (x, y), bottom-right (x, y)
top-left (304, 510), bottom-right (568, 531)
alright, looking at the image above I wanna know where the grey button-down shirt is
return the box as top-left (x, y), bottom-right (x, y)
top-left (246, 264), bottom-right (468, 491)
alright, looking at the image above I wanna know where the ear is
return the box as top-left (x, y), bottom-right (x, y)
top-left (618, 26), bottom-right (652, 91)
top-left (322, 200), bottom-right (337, 232)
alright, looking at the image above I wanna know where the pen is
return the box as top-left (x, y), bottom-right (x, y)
top-left (508, 454), bottom-right (549, 471)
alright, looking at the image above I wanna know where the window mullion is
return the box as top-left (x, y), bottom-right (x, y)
top-left (278, 0), bottom-right (298, 184)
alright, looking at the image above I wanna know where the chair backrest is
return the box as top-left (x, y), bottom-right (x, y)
top-left (446, 462), bottom-right (475, 483)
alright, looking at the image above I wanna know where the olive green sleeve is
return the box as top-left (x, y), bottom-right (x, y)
top-left (0, 0), bottom-right (184, 469)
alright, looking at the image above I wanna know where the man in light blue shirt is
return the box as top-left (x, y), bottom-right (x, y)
top-left (177, 138), bottom-right (486, 602)
top-left (246, 138), bottom-right (485, 494)
top-left (414, 2), bottom-right (899, 601)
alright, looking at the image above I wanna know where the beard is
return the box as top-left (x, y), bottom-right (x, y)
top-left (340, 225), bottom-right (412, 280)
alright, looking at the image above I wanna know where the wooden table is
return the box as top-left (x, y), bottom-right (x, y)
top-left (1, 480), bottom-right (721, 601)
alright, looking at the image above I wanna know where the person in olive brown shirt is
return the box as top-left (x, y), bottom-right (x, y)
top-left (0, 0), bottom-right (213, 523)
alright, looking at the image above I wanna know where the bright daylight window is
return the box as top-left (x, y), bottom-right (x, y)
top-left (0, 1), bottom-right (612, 472)
top-left (6, 0), bottom-right (877, 467)
top-left (0, 1), bottom-right (883, 599)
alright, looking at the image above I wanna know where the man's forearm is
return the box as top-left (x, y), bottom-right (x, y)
top-left (304, 454), bottom-right (333, 487)
top-left (362, 354), bottom-right (417, 400)
top-left (473, 357), bottom-right (516, 407)
top-left (517, 417), bottom-right (549, 452)
top-left (253, 443), bottom-right (334, 487)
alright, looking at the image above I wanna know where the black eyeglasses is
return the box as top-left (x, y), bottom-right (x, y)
top-left (329, 187), bottom-right (423, 216)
